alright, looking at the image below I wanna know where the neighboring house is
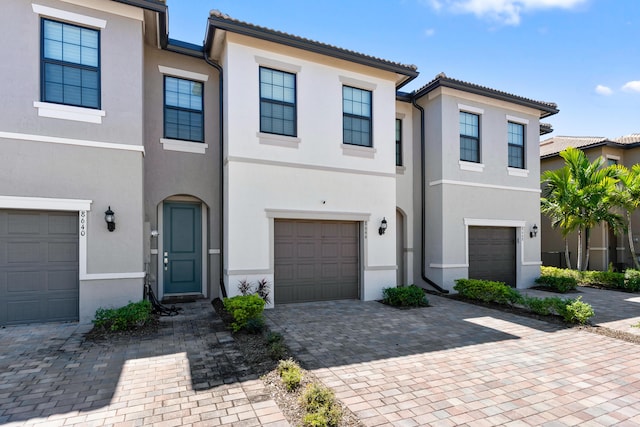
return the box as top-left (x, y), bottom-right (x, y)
top-left (0, 0), bottom-right (557, 325)
top-left (540, 134), bottom-right (640, 271)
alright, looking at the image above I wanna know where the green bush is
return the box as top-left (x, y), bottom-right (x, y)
top-left (521, 295), bottom-right (553, 315)
top-left (624, 269), bottom-right (640, 292)
top-left (540, 266), bottom-right (581, 280)
top-left (300, 383), bottom-right (341, 427)
top-left (535, 275), bottom-right (577, 293)
top-left (583, 270), bottom-right (625, 288)
top-left (382, 285), bottom-right (429, 307)
top-left (93, 300), bottom-right (152, 332)
top-left (454, 279), bottom-right (522, 305)
top-left (563, 296), bottom-right (595, 324)
top-left (222, 294), bottom-right (266, 332)
top-left (277, 359), bottom-right (302, 391)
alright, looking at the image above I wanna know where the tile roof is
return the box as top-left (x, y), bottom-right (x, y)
top-left (413, 73), bottom-right (559, 118)
top-left (207, 10), bottom-right (419, 86)
top-left (540, 134), bottom-right (640, 157)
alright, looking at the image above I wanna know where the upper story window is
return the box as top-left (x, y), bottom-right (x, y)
top-left (343, 86), bottom-right (372, 147)
top-left (508, 121), bottom-right (525, 169)
top-left (396, 118), bottom-right (403, 166)
top-left (260, 67), bottom-right (296, 137)
top-left (164, 76), bottom-right (204, 142)
top-left (607, 157), bottom-right (619, 166)
top-left (460, 111), bottom-right (480, 163)
top-left (41, 19), bottom-right (100, 109)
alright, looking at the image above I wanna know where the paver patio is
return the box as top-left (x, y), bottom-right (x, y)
top-left (1, 287), bottom-right (639, 426)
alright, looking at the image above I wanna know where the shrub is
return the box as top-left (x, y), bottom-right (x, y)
top-left (300, 383), bottom-right (341, 427)
top-left (521, 295), bottom-right (552, 315)
top-left (535, 275), bottom-right (577, 293)
top-left (236, 278), bottom-right (272, 304)
top-left (278, 359), bottom-right (302, 391)
top-left (454, 279), bottom-right (522, 305)
top-left (583, 270), bottom-right (625, 289)
top-left (244, 317), bottom-right (265, 334)
top-left (563, 296), bottom-right (595, 324)
top-left (540, 266), bottom-right (581, 280)
top-left (624, 269), bottom-right (640, 292)
top-left (93, 300), bottom-right (152, 332)
top-left (382, 285), bottom-right (429, 307)
top-left (222, 294), bottom-right (265, 332)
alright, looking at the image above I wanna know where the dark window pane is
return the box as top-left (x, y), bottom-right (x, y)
top-left (163, 76), bottom-right (204, 142)
top-left (260, 67), bottom-right (297, 136)
top-left (342, 86), bottom-right (372, 147)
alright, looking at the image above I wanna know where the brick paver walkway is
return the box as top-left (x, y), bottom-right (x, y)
top-left (265, 292), bottom-right (640, 426)
top-left (0, 300), bottom-right (288, 427)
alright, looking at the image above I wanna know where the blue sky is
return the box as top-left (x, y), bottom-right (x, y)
top-left (165, 0), bottom-right (639, 140)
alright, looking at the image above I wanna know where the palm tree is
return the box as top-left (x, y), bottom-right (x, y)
top-left (541, 147), bottom-right (622, 271)
top-left (615, 164), bottom-right (640, 269)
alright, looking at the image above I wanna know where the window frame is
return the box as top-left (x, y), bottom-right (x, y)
top-left (40, 18), bottom-right (101, 110)
top-left (163, 75), bottom-right (205, 143)
top-left (342, 85), bottom-right (373, 148)
top-left (259, 66), bottom-right (297, 137)
top-left (459, 111), bottom-right (480, 163)
top-left (395, 118), bottom-right (403, 166)
top-left (507, 121), bottom-right (525, 169)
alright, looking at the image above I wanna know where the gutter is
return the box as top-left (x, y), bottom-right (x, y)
top-left (202, 53), bottom-right (227, 299)
top-left (411, 96), bottom-right (449, 295)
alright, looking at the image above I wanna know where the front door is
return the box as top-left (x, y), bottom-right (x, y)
top-left (163, 202), bottom-right (202, 294)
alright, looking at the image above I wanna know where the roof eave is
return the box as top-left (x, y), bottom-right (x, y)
top-left (414, 77), bottom-right (559, 118)
top-left (205, 16), bottom-right (418, 88)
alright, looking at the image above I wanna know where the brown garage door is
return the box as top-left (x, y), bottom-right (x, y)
top-left (468, 226), bottom-right (516, 287)
top-left (0, 210), bottom-right (79, 325)
top-left (274, 220), bottom-right (359, 304)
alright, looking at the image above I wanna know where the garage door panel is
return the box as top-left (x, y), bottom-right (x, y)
top-left (275, 220), bottom-right (359, 304)
top-left (1, 210), bottom-right (79, 325)
top-left (7, 271), bottom-right (41, 292)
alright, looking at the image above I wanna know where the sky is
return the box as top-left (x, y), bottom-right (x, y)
top-left (165, 0), bottom-right (639, 141)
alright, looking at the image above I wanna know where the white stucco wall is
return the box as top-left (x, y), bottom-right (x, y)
top-left (221, 33), bottom-right (399, 303)
top-left (395, 100), bottom-right (415, 286)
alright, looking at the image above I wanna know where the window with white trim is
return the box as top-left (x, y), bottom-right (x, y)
top-left (41, 19), bottom-right (100, 109)
top-left (260, 67), bottom-right (296, 137)
top-left (460, 111), bottom-right (479, 163)
top-left (395, 118), bottom-right (402, 166)
top-left (508, 121), bottom-right (525, 169)
top-left (164, 76), bottom-right (204, 142)
top-left (343, 86), bottom-right (372, 147)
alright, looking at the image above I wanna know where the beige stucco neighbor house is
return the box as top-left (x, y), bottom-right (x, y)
top-left (0, 0), bottom-right (557, 325)
top-left (540, 134), bottom-right (640, 271)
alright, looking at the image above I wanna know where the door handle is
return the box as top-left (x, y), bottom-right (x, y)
top-left (164, 254), bottom-right (169, 271)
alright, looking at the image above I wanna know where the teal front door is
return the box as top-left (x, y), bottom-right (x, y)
top-left (163, 202), bottom-right (202, 294)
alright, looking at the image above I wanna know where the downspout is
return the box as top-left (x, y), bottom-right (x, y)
top-left (203, 53), bottom-right (227, 298)
top-left (411, 96), bottom-right (449, 294)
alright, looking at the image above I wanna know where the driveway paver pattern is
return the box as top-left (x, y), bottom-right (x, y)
top-left (0, 300), bottom-right (288, 427)
top-left (265, 294), bottom-right (640, 426)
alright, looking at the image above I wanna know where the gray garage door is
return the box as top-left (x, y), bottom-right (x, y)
top-left (274, 220), bottom-right (359, 304)
top-left (468, 226), bottom-right (516, 287)
top-left (0, 210), bottom-right (79, 325)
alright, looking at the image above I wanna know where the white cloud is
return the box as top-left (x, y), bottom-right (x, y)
top-left (424, 28), bottom-right (436, 37)
top-left (428, 0), bottom-right (588, 26)
top-left (622, 81), bottom-right (640, 93)
top-left (595, 85), bottom-right (613, 96)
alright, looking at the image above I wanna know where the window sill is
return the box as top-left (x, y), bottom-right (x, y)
top-left (459, 161), bottom-right (484, 172)
top-left (160, 138), bottom-right (208, 154)
top-left (34, 101), bottom-right (105, 124)
top-left (507, 167), bottom-right (529, 177)
top-left (342, 144), bottom-right (376, 158)
top-left (396, 166), bottom-right (406, 175)
top-left (257, 132), bottom-right (300, 148)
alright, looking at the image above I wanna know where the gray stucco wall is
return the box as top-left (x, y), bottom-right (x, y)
top-left (142, 47), bottom-right (221, 299)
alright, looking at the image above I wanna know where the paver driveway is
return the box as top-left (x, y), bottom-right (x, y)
top-left (265, 294), bottom-right (640, 426)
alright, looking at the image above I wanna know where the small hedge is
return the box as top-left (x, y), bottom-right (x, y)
top-left (454, 278), bottom-right (594, 325)
top-left (222, 294), bottom-right (266, 332)
top-left (534, 275), bottom-right (577, 293)
top-left (453, 279), bottom-right (522, 305)
top-left (539, 266), bottom-right (640, 292)
top-left (93, 300), bottom-right (153, 332)
top-left (382, 285), bottom-right (429, 307)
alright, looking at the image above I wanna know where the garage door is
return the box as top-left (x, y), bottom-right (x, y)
top-left (0, 210), bottom-right (79, 325)
top-left (274, 220), bottom-right (359, 304)
top-left (468, 226), bottom-right (516, 287)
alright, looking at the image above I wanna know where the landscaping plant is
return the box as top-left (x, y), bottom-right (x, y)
top-left (453, 279), bottom-right (522, 305)
top-left (222, 294), bottom-right (266, 332)
top-left (93, 300), bottom-right (152, 332)
top-left (382, 285), bottom-right (429, 307)
top-left (300, 383), bottom-right (342, 427)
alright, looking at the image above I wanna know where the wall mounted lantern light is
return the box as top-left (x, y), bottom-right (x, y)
top-left (530, 224), bottom-right (538, 238)
top-left (378, 217), bottom-right (388, 235)
top-left (105, 206), bottom-right (116, 232)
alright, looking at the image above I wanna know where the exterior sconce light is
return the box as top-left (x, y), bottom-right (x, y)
top-left (105, 206), bottom-right (116, 232)
top-left (530, 224), bottom-right (538, 238)
top-left (378, 217), bottom-right (388, 235)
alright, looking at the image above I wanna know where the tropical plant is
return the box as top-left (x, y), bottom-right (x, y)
top-left (615, 164), bottom-right (640, 269)
top-left (541, 147), bottom-right (623, 271)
